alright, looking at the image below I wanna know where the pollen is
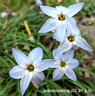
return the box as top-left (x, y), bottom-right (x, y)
top-left (60, 61), bottom-right (66, 67)
top-left (58, 14), bottom-right (65, 21)
top-left (27, 65), bottom-right (34, 72)
top-left (68, 35), bottom-right (75, 42)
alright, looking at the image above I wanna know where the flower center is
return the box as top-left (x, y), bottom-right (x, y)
top-left (60, 61), bottom-right (66, 67)
top-left (58, 14), bottom-right (65, 21)
top-left (68, 35), bottom-right (75, 42)
top-left (27, 65), bottom-right (34, 72)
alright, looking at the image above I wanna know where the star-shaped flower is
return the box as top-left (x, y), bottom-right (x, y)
top-left (39, 3), bottom-right (84, 42)
top-left (9, 47), bottom-right (55, 96)
top-left (51, 50), bottom-right (79, 81)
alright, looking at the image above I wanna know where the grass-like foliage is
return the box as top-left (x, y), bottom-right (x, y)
top-left (80, 1), bottom-right (95, 17)
top-left (0, 4), bottom-right (95, 96)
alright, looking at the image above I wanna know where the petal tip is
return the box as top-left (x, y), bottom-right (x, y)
top-left (77, 2), bottom-right (84, 5)
top-left (87, 46), bottom-right (93, 52)
top-left (53, 76), bottom-right (57, 81)
top-left (74, 79), bottom-right (77, 81)
top-left (36, 47), bottom-right (43, 52)
top-left (78, 2), bottom-right (84, 7)
top-left (21, 91), bottom-right (24, 96)
top-left (38, 30), bottom-right (43, 33)
top-left (81, 2), bottom-right (84, 5)
top-left (12, 48), bottom-right (16, 51)
top-left (12, 48), bottom-right (19, 54)
top-left (72, 76), bottom-right (77, 81)
top-left (89, 48), bottom-right (93, 52)
top-left (73, 78), bottom-right (77, 81)
top-left (12, 48), bottom-right (17, 54)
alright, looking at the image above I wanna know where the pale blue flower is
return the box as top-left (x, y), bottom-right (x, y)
top-left (9, 47), bottom-right (54, 96)
top-left (51, 50), bottom-right (79, 81)
top-left (39, 3), bottom-right (84, 42)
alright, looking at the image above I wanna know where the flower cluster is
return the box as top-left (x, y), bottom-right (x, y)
top-left (9, 2), bottom-right (93, 96)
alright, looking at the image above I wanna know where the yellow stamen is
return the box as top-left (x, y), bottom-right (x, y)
top-left (58, 14), bottom-right (65, 21)
top-left (27, 65), bottom-right (34, 72)
top-left (68, 35), bottom-right (75, 42)
top-left (60, 61), bottom-right (66, 67)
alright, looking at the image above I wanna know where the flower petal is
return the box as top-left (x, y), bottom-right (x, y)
top-left (20, 72), bottom-right (33, 96)
top-left (71, 45), bottom-right (79, 50)
top-left (38, 18), bottom-right (58, 33)
top-left (9, 65), bottom-right (28, 79)
top-left (28, 47), bottom-right (43, 65)
top-left (67, 59), bottom-right (79, 69)
top-left (35, 59), bottom-right (55, 72)
top-left (53, 40), bottom-right (72, 58)
top-left (56, 6), bottom-right (67, 15)
top-left (64, 67), bottom-right (77, 81)
top-left (70, 17), bottom-right (77, 26)
top-left (53, 68), bottom-right (64, 80)
top-left (61, 50), bottom-right (74, 63)
top-left (65, 15), bottom-right (80, 36)
top-left (50, 64), bottom-right (59, 68)
top-left (65, 15), bottom-right (75, 36)
top-left (53, 21), bottom-right (66, 43)
top-left (74, 37), bottom-right (93, 52)
top-left (53, 51), bottom-right (63, 60)
top-left (50, 61), bottom-right (60, 68)
top-left (67, 3), bottom-right (84, 17)
top-left (49, 59), bottom-right (60, 68)
top-left (12, 48), bottom-right (28, 68)
top-left (40, 5), bottom-right (58, 18)
top-left (32, 72), bottom-right (45, 84)
top-left (36, 0), bottom-right (42, 6)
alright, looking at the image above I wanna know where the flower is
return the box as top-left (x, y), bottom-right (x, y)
top-left (51, 50), bottom-right (79, 81)
top-left (53, 17), bottom-right (93, 57)
top-left (38, 3), bottom-right (84, 42)
top-left (35, 0), bottom-right (43, 6)
top-left (9, 47), bottom-right (55, 96)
